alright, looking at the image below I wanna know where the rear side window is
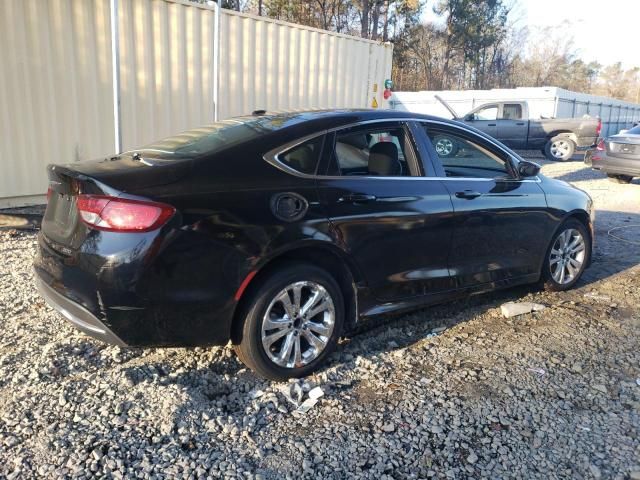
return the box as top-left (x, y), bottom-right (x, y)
top-left (502, 104), bottom-right (523, 120)
top-left (278, 136), bottom-right (324, 175)
top-left (330, 125), bottom-right (414, 177)
top-left (627, 125), bottom-right (640, 134)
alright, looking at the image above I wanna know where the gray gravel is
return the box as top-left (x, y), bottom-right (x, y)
top-left (1, 152), bottom-right (639, 479)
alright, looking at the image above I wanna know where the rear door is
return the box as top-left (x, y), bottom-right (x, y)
top-left (464, 104), bottom-right (498, 138)
top-left (416, 121), bottom-right (554, 288)
top-left (497, 103), bottom-right (528, 148)
top-left (316, 121), bottom-right (455, 302)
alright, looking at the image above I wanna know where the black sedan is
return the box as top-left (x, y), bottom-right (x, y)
top-left (589, 124), bottom-right (640, 183)
top-left (35, 110), bottom-right (594, 380)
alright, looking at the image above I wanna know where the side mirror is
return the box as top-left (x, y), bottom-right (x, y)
top-left (465, 114), bottom-right (475, 121)
top-left (517, 160), bottom-right (541, 178)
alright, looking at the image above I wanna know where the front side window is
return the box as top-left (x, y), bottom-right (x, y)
top-left (502, 104), bottom-right (523, 120)
top-left (331, 124), bottom-right (414, 177)
top-left (424, 126), bottom-right (512, 179)
top-left (279, 136), bottom-right (323, 175)
top-left (472, 106), bottom-right (498, 121)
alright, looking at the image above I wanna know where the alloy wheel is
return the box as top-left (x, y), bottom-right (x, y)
top-left (550, 140), bottom-right (571, 159)
top-left (549, 228), bottom-right (586, 285)
top-left (261, 281), bottom-right (335, 368)
top-left (435, 138), bottom-right (454, 156)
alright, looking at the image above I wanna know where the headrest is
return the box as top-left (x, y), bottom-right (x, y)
top-left (368, 142), bottom-right (400, 176)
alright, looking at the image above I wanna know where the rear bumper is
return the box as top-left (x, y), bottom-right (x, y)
top-left (592, 152), bottom-right (640, 176)
top-left (34, 229), bottom-right (239, 348)
top-left (576, 136), bottom-right (597, 149)
top-left (36, 275), bottom-right (127, 347)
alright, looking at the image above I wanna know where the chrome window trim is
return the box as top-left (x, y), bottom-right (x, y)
top-left (263, 117), bottom-right (541, 183)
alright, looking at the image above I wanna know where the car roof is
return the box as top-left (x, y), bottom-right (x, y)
top-left (240, 108), bottom-right (461, 133)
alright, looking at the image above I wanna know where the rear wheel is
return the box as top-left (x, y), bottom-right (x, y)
top-left (542, 219), bottom-right (590, 291)
top-left (233, 263), bottom-right (344, 381)
top-left (607, 174), bottom-right (633, 184)
top-left (544, 136), bottom-right (576, 161)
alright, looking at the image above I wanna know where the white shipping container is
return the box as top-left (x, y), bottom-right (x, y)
top-left (390, 87), bottom-right (640, 138)
top-left (0, 0), bottom-right (393, 207)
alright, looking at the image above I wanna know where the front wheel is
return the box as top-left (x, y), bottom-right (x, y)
top-left (607, 174), bottom-right (633, 184)
top-left (544, 136), bottom-right (576, 161)
top-left (542, 219), bottom-right (591, 291)
top-left (233, 263), bottom-right (344, 381)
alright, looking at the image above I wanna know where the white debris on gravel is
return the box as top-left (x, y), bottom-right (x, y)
top-left (500, 301), bottom-right (546, 318)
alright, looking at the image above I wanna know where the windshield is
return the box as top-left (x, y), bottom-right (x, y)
top-left (134, 115), bottom-right (295, 158)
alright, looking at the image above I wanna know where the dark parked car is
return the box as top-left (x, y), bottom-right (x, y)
top-left (587, 124), bottom-right (640, 183)
top-left (35, 110), bottom-right (594, 380)
top-left (434, 96), bottom-right (601, 161)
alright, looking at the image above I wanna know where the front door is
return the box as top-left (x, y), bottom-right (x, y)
top-left (497, 103), bottom-right (528, 148)
top-left (316, 121), bottom-right (455, 302)
top-left (417, 121), bottom-right (554, 288)
top-left (464, 104), bottom-right (498, 138)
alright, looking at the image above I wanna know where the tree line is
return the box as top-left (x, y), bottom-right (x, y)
top-left (210, 0), bottom-right (640, 103)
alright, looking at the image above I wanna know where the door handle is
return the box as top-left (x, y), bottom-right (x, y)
top-left (455, 190), bottom-right (482, 199)
top-left (338, 194), bottom-right (377, 204)
top-left (487, 123), bottom-right (496, 127)
top-left (516, 122), bottom-right (525, 126)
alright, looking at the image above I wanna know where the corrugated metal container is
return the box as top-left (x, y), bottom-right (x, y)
top-left (217, 10), bottom-right (392, 119)
top-left (118, 0), bottom-right (217, 150)
top-left (391, 87), bottom-right (640, 137)
top-left (0, 0), bottom-right (115, 206)
top-left (0, 0), bottom-right (393, 207)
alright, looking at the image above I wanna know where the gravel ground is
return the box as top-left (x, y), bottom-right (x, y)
top-left (1, 152), bottom-right (639, 479)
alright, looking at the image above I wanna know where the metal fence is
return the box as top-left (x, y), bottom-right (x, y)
top-left (0, 0), bottom-right (393, 207)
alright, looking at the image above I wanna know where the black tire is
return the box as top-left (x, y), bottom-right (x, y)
top-left (233, 263), bottom-right (344, 381)
top-left (607, 174), bottom-right (633, 184)
top-left (433, 135), bottom-right (459, 157)
top-left (542, 218), bottom-right (591, 292)
top-left (544, 136), bottom-right (576, 162)
top-left (583, 149), bottom-right (593, 166)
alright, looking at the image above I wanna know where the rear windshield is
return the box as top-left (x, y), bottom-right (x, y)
top-left (135, 115), bottom-right (291, 158)
top-left (136, 117), bottom-right (277, 157)
top-left (627, 125), bottom-right (640, 135)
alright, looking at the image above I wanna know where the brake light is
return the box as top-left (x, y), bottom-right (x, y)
top-left (596, 118), bottom-right (602, 137)
top-left (46, 187), bottom-right (53, 201)
top-left (76, 195), bottom-right (175, 232)
top-left (596, 139), bottom-right (605, 151)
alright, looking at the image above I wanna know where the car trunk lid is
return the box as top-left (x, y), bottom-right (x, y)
top-left (42, 154), bottom-right (191, 249)
top-left (606, 135), bottom-right (640, 160)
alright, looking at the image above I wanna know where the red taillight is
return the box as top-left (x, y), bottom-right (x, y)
top-left (76, 195), bottom-right (175, 232)
top-left (596, 118), bottom-right (602, 137)
top-left (46, 187), bottom-right (53, 201)
top-left (596, 139), bottom-right (605, 151)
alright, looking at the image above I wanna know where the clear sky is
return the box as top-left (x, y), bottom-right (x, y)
top-left (423, 0), bottom-right (638, 68)
top-left (520, 0), bottom-right (637, 67)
